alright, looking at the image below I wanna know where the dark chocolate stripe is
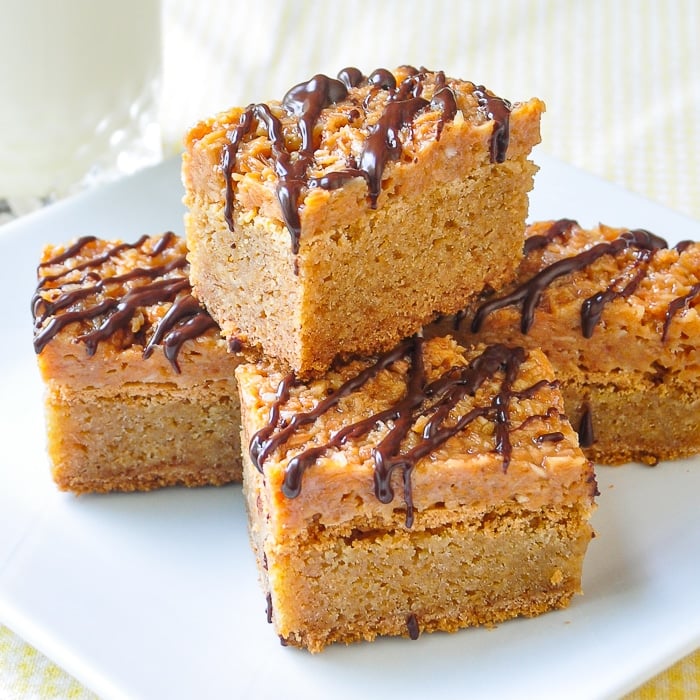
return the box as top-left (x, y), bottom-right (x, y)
top-left (535, 432), bottom-right (565, 444)
top-left (307, 169), bottom-right (369, 191)
top-left (406, 613), bottom-right (420, 640)
top-left (367, 68), bottom-right (397, 90)
top-left (36, 237), bottom-right (149, 285)
top-left (359, 95), bottom-right (430, 207)
top-left (431, 86), bottom-right (458, 140)
top-left (33, 256), bottom-right (187, 325)
top-left (33, 298), bottom-right (119, 354)
top-left (249, 371), bottom-right (299, 468)
top-left (148, 230), bottom-right (178, 257)
top-left (337, 66), bottom-right (364, 89)
top-left (250, 337), bottom-right (415, 472)
top-left (38, 236), bottom-right (97, 267)
top-left (222, 107), bottom-right (255, 232)
top-left (473, 85), bottom-right (512, 163)
top-left (663, 282), bottom-right (700, 341)
top-left (675, 240), bottom-right (694, 253)
top-left (580, 249), bottom-right (657, 338)
top-left (143, 292), bottom-right (218, 373)
top-left (523, 219), bottom-right (578, 255)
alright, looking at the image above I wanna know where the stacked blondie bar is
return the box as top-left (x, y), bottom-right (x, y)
top-left (32, 66), bottom-right (606, 651)
top-left (181, 66), bottom-right (598, 651)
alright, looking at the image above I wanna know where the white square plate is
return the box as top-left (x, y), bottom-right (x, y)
top-left (1, 152), bottom-right (699, 700)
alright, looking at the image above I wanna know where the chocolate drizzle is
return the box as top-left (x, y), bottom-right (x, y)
top-left (359, 95), bottom-right (429, 206)
top-left (221, 74), bottom-right (348, 254)
top-left (250, 339), bottom-right (557, 528)
top-left (431, 78), bottom-right (458, 140)
top-left (577, 402), bottom-right (595, 448)
top-left (222, 108), bottom-right (255, 233)
top-left (220, 66), bottom-right (511, 252)
top-left (469, 219), bottom-right (700, 344)
top-left (142, 292), bottom-right (218, 372)
top-left (337, 66), bottom-right (364, 89)
top-left (469, 222), bottom-right (670, 336)
top-left (535, 431), bottom-right (565, 445)
top-left (522, 218), bottom-right (577, 255)
top-left (32, 233), bottom-right (217, 373)
top-left (37, 235), bottom-right (98, 266)
top-left (579, 245), bottom-right (659, 338)
top-left (663, 282), bottom-right (700, 341)
top-left (367, 68), bottom-right (397, 90)
top-left (473, 85), bottom-right (512, 163)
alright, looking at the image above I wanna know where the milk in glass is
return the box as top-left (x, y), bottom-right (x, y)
top-left (0, 0), bottom-right (162, 217)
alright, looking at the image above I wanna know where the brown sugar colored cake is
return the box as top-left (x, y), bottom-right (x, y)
top-left (183, 65), bottom-right (545, 377)
top-left (429, 219), bottom-right (700, 465)
top-left (236, 335), bottom-right (597, 652)
top-left (32, 231), bottom-right (243, 494)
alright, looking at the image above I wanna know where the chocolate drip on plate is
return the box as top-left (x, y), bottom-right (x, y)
top-left (406, 613), bottom-right (420, 640)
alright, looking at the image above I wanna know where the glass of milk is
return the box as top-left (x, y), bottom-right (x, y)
top-left (0, 0), bottom-right (163, 221)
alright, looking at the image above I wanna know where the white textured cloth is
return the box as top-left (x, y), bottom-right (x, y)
top-left (2, 1), bottom-right (699, 697)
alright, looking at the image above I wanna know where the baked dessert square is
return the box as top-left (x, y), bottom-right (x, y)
top-left (236, 335), bottom-right (597, 652)
top-left (431, 219), bottom-right (700, 465)
top-left (32, 231), bottom-right (243, 493)
top-left (183, 65), bottom-right (545, 377)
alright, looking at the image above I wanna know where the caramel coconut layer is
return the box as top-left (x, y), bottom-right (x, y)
top-left (32, 232), bottom-right (243, 493)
